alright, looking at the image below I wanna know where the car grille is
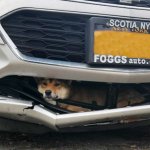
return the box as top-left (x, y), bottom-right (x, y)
top-left (1, 10), bottom-right (90, 63)
top-left (79, 0), bottom-right (150, 7)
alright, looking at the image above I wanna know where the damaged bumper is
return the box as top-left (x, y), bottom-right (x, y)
top-left (0, 97), bottom-right (150, 131)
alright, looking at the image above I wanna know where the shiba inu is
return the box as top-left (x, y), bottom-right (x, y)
top-left (37, 78), bottom-right (144, 112)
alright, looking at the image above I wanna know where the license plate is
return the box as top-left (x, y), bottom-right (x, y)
top-left (87, 17), bottom-right (150, 66)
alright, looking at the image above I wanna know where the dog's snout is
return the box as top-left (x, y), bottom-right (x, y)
top-left (45, 90), bottom-right (51, 96)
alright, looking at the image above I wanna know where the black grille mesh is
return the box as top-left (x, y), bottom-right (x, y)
top-left (1, 10), bottom-right (90, 63)
top-left (83, 0), bottom-right (150, 7)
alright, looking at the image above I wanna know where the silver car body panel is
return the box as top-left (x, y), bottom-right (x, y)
top-left (0, 0), bottom-right (150, 83)
top-left (0, 96), bottom-right (150, 130)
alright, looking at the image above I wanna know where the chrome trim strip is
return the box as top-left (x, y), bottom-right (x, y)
top-left (0, 37), bottom-right (4, 45)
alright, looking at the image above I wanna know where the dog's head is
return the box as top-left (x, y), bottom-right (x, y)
top-left (36, 78), bottom-right (71, 101)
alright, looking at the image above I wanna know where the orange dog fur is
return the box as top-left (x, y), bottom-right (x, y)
top-left (37, 78), bottom-right (144, 112)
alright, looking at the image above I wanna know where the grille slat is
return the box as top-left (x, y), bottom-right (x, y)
top-left (7, 33), bottom-right (85, 45)
top-left (1, 10), bottom-right (89, 63)
top-left (16, 44), bottom-right (85, 55)
top-left (16, 16), bottom-right (86, 26)
top-left (4, 25), bottom-right (84, 35)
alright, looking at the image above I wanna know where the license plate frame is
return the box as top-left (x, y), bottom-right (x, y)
top-left (87, 17), bottom-right (150, 67)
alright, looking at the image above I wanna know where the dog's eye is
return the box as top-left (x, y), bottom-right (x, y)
top-left (42, 82), bottom-right (47, 86)
top-left (54, 82), bottom-right (60, 86)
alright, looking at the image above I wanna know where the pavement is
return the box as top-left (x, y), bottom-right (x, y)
top-left (0, 126), bottom-right (150, 150)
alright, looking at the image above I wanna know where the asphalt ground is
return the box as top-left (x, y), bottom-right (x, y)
top-left (0, 126), bottom-right (150, 150)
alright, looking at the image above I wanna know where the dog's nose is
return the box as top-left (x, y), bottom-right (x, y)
top-left (45, 90), bottom-right (51, 96)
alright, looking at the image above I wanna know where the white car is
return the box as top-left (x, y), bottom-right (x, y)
top-left (0, 0), bottom-right (150, 132)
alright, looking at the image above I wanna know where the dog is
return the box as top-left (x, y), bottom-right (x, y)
top-left (37, 78), bottom-right (107, 111)
top-left (37, 78), bottom-right (145, 112)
